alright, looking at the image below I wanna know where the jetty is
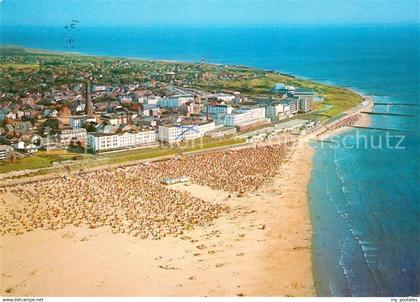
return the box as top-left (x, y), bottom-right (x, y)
top-left (373, 102), bottom-right (420, 107)
top-left (309, 139), bottom-right (337, 145)
top-left (348, 125), bottom-right (407, 133)
top-left (360, 111), bottom-right (417, 117)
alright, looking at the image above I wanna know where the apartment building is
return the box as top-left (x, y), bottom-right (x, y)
top-left (159, 95), bottom-right (195, 108)
top-left (158, 121), bottom-right (216, 143)
top-left (58, 128), bottom-right (87, 145)
top-left (223, 107), bottom-right (266, 126)
top-left (87, 130), bottom-right (157, 152)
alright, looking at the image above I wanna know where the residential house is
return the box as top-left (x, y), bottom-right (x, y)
top-left (59, 106), bottom-right (71, 117)
top-left (15, 121), bottom-right (35, 136)
top-left (12, 140), bottom-right (25, 150)
top-left (0, 109), bottom-right (15, 121)
top-left (0, 145), bottom-right (13, 160)
top-left (3, 124), bottom-right (15, 136)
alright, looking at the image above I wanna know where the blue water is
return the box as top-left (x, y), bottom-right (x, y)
top-left (1, 24), bottom-right (419, 296)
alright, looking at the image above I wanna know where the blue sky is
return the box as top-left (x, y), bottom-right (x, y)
top-left (1, 0), bottom-right (419, 26)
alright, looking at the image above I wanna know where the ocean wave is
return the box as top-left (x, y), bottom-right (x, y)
top-left (338, 236), bottom-right (353, 295)
top-left (329, 146), bottom-right (385, 295)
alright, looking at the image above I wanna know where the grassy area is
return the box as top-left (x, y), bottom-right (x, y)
top-left (0, 137), bottom-right (245, 175)
top-left (0, 150), bottom-right (88, 173)
top-left (0, 156), bottom-right (53, 173)
top-left (319, 87), bottom-right (362, 118)
top-left (0, 63), bottom-right (40, 70)
top-left (97, 137), bottom-right (244, 164)
top-left (197, 71), bottom-right (363, 120)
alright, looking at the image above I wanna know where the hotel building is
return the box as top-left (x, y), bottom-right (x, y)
top-left (158, 121), bottom-right (216, 143)
top-left (58, 128), bottom-right (87, 146)
top-left (159, 95), bottom-right (195, 108)
top-left (223, 107), bottom-right (266, 126)
top-left (87, 130), bottom-right (157, 152)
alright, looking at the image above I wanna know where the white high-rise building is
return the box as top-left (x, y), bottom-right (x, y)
top-left (70, 116), bottom-right (96, 129)
top-left (265, 103), bottom-right (286, 120)
top-left (87, 130), bottom-right (157, 152)
top-left (223, 107), bottom-right (266, 126)
top-left (159, 95), bottom-right (195, 108)
top-left (206, 104), bottom-right (233, 115)
top-left (58, 128), bottom-right (87, 145)
top-left (158, 121), bottom-right (216, 142)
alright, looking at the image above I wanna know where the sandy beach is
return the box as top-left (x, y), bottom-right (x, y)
top-left (0, 140), bottom-right (315, 297)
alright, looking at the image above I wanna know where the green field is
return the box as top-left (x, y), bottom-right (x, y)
top-left (197, 72), bottom-right (362, 120)
top-left (0, 150), bottom-right (88, 173)
top-left (0, 63), bottom-right (40, 70)
top-left (0, 137), bottom-right (245, 175)
top-left (96, 137), bottom-right (242, 164)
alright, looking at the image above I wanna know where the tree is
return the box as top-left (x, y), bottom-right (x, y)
top-left (83, 121), bottom-right (97, 133)
top-left (21, 115), bottom-right (36, 124)
top-left (43, 118), bottom-right (60, 130)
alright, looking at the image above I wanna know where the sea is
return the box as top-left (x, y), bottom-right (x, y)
top-left (1, 24), bottom-right (419, 297)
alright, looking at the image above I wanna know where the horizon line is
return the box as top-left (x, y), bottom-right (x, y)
top-left (2, 22), bottom-right (419, 28)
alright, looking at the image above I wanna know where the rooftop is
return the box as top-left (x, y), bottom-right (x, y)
top-left (294, 88), bottom-right (315, 94)
top-left (88, 129), bottom-right (155, 137)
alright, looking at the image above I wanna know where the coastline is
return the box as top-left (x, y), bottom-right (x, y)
top-left (303, 92), bottom-right (374, 296)
top-left (315, 94), bottom-right (374, 140)
top-left (0, 46), bottom-right (373, 296)
top-left (2, 24), bottom-right (417, 296)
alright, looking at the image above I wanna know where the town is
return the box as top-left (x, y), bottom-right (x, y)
top-left (0, 47), bottom-right (361, 171)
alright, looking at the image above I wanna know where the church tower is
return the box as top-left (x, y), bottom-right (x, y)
top-left (84, 77), bottom-right (93, 117)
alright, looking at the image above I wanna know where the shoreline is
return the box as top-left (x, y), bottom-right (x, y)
top-left (315, 94), bottom-right (374, 140)
top-left (0, 46), bottom-right (373, 296)
top-left (0, 44), bottom-right (370, 92)
top-left (302, 92), bottom-right (374, 296)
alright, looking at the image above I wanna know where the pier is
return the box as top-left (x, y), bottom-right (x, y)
top-left (348, 126), bottom-right (408, 133)
top-left (373, 102), bottom-right (420, 107)
top-left (360, 111), bottom-right (417, 117)
top-left (309, 139), bottom-right (337, 144)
